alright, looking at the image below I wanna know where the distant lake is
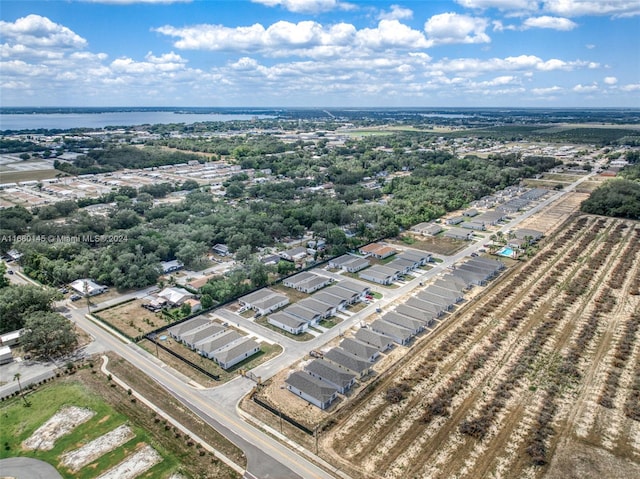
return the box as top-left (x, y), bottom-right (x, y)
top-left (0, 111), bottom-right (272, 131)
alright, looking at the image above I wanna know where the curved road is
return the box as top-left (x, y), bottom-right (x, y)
top-left (0, 457), bottom-right (64, 479)
top-left (11, 170), bottom-right (598, 479)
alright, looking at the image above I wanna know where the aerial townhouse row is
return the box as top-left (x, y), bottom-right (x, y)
top-left (167, 317), bottom-right (261, 369)
top-left (242, 276), bottom-right (370, 335)
top-left (367, 256), bottom-right (506, 346)
top-left (285, 329), bottom-right (394, 410)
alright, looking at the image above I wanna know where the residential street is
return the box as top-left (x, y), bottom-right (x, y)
top-left (0, 169), bottom-right (598, 479)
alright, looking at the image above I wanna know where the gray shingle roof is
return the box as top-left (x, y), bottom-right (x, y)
top-left (304, 359), bottom-right (356, 389)
top-left (324, 347), bottom-right (371, 374)
top-left (286, 371), bottom-right (337, 403)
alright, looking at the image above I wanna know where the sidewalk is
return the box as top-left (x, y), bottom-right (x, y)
top-left (99, 355), bottom-right (245, 476)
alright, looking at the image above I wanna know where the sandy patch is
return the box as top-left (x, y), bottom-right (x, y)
top-left (22, 406), bottom-right (95, 451)
top-left (61, 424), bottom-right (135, 472)
top-left (96, 443), bottom-right (162, 479)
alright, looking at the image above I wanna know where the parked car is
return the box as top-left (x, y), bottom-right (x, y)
top-left (70, 294), bottom-right (82, 301)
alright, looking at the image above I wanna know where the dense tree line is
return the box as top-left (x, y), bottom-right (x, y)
top-left (580, 179), bottom-right (640, 219)
top-left (54, 145), bottom-right (202, 175)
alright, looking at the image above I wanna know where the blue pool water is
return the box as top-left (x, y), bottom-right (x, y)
top-left (497, 247), bottom-right (515, 257)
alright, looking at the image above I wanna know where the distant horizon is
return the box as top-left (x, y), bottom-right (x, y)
top-left (3, 106), bottom-right (640, 111)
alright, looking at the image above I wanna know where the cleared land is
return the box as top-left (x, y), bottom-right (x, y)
top-left (96, 299), bottom-right (165, 338)
top-left (314, 215), bottom-right (640, 479)
top-left (0, 361), bottom-right (244, 478)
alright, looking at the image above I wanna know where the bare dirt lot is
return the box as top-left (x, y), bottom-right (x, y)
top-left (96, 299), bottom-right (165, 338)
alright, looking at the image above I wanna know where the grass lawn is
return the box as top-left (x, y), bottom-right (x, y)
top-left (0, 381), bottom-right (179, 479)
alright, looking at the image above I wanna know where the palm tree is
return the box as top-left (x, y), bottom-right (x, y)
top-left (13, 373), bottom-right (30, 407)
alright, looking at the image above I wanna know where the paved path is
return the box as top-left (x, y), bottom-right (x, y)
top-left (0, 457), bottom-right (63, 479)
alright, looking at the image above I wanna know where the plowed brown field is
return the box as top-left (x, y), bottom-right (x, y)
top-left (317, 215), bottom-right (640, 479)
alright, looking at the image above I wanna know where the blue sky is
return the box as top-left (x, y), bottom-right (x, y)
top-left (1, 0), bottom-right (639, 107)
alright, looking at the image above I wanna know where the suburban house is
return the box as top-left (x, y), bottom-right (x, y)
top-left (444, 227), bottom-right (474, 241)
top-left (179, 323), bottom-right (226, 349)
top-left (183, 298), bottom-right (202, 313)
top-left (328, 254), bottom-right (370, 273)
top-left (461, 221), bottom-right (486, 231)
top-left (407, 296), bottom-right (447, 316)
top-left (0, 329), bottom-right (23, 347)
top-left (383, 311), bottom-right (427, 333)
top-left (212, 244), bottom-right (229, 256)
top-left (476, 211), bottom-right (506, 225)
top-left (322, 285), bottom-right (361, 305)
top-left (268, 312), bottom-right (308, 335)
top-left (194, 330), bottom-right (243, 358)
top-left (70, 278), bottom-right (108, 297)
top-left (211, 337), bottom-right (261, 369)
top-left (286, 371), bottom-right (338, 410)
top-left (304, 359), bottom-right (356, 394)
top-left (451, 268), bottom-right (488, 286)
top-left (337, 281), bottom-right (371, 298)
top-left (284, 304), bottom-right (322, 325)
top-left (370, 319), bottom-right (413, 345)
top-left (0, 346), bottom-right (12, 365)
top-left (413, 293), bottom-right (452, 313)
top-left (429, 283), bottom-right (464, 303)
top-left (340, 337), bottom-right (380, 362)
top-left (359, 265), bottom-right (401, 285)
top-left (239, 289), bottom-right (289, 316)
top-left (312, 295), bottom-right (345, 314)
top-left (279, 246), bottom-right (308, 262)
top-left (283, 272), bottom-right (331, 294)
top-left (324, 347), bottom-right (372, 378)
top-left (387, 257), bottom-right (418, 275)
top-left (358, 243), bottom-right (397, 259)
top-left (167, 317), bottom-right (210, 340)
top-left (160, 259), bottom-right (184, 274)
top-left (463, 208), bottom-right (479, 217)
top-left (354, 328), bottom-right (394, 352)
top-left (411, 222), bottom-right (443, 236)
top-left (296, 297), bottom-right (336, 319)
top-left (447, 216), bottom-right (464, 225)
top-left (157, 286), bottom-right (194, 306)
top-left (398, 250), bottom-right (432, 266)
top-left (513, 228), bottom-right (543, 242)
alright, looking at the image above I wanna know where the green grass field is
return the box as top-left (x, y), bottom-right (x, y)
top-left (0, 381), bottom-right (178, 479)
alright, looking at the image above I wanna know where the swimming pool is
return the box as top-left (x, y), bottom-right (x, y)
top-left (497, 246), bottom-right (515, 257)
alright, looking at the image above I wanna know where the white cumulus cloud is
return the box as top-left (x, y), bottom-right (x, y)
top-left (522, 16), bottom-right (578, 30)
top-left (251, 0), bottom-right (353, 13)
top-left (455, 0), bottom-right (539, 11)
top-left (573, 82), bottom-right (599, 92)
top-left (378, 5), bottom-right (414, 21)
top-left (0, 14), bottom-right (87, 49)
top-left (543, 0), bottom-right (640, 18)
top-left (603, 76), bottom-right (618, 85)
top-left (424, 13), bottom-right (490, 47)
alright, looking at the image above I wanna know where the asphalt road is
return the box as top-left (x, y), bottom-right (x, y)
top-left (65, 305), bottom-right (330, 479)
top-left (0, 457), bottom-right (63, 479)
top-left (2, 169), bottom-right (598, 478)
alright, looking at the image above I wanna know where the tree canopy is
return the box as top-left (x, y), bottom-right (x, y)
top-left (21, 311), bottom-right (78, 358)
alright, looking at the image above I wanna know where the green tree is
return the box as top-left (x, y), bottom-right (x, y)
top-left (21, 311), bottom-right (78, 358)
top-left (180, 302), bottom-right (192, 317)
top-left (0, 263), bottom-right (9, 289)
top-left (0, 285), bottom-right (60, 334)
top-left (200, 294), bottom-right (214, 309)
